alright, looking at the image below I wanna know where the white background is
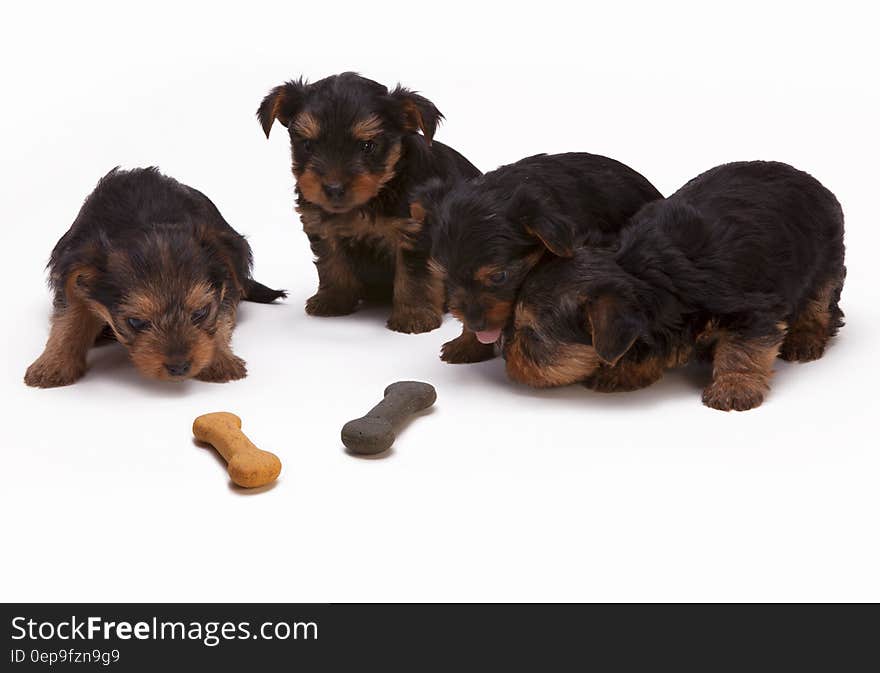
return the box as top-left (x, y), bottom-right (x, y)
top-left (1, 1), bottom-right (878, 602)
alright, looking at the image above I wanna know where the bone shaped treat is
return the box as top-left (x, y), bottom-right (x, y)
top-left (192, 412), bottom-right (282, 488)
top-left (341, 381), bottom-right (437, 455)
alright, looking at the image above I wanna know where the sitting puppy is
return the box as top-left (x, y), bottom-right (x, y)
top-left (504, 161), bottom-right (846, 411)
top-left (422, 152), bottom-right (662, 363)
top-left (258, 72), bottom-right (480, 333)
top-left (25, 167), bottom-right (285, 387)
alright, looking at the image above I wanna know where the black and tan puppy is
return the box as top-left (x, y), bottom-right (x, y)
top-left (25, 167), bottom-right (285, 388)
top-left (258, 72), bottom-right (480, 333)
top-left (422, 152), bottom-right (662, 363)
top-left (504, 161), bottom-right (846, 411)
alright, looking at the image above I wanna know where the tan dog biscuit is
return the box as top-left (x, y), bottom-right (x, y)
top-left (192, 412), bottom-right (281, 488)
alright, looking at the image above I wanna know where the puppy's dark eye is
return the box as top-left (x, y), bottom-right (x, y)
top-left (191, 305), bottom-right (210, 324)
top-left (298, 138), bottom-right (312, 152)
top-left (488, 270), bottom-right (508, 285)
top-left (360, 140), bottom-right (376, 154)
top-left (127, 317), bottom-right (150, 331)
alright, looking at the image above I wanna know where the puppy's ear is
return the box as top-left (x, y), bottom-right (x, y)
top-left (52, 235), bottom-right (108, 302)
top-left (257, 79), bottom-right (308, 138)
top-left (197, 225), bottom-right (250, 296)
top-left (409, 177), bottom-right (448, 224)
top-left (389, 86), bottom-right (443, 144)
top-left (507, 185), bottom-right (577, 257)
top-left (587, 294), bottom-right (644, 366)
top-left (63, 264), bottom-right (99, 301)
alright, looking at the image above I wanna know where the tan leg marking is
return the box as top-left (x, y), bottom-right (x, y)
top-left (299, 206), bottom-right (364, 316)
top-left (702, 329), bottom-right (783, 411)
top-left (195, 310), bottom-right (247, 383)
top-left (25, 298), bottom-right (106, 388)
top-left (779, 279), bottom-right (838, 362)
top-left (387, 246), bottom-right (444, 334)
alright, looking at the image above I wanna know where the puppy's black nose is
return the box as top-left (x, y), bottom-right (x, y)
top-left (164, 361), bottom-right (191, 377)
top-left (322, 182), bottom-right (346, 200)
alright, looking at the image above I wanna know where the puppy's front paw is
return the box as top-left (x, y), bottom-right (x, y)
top-left (702, 376), bottom-right (765, 411)
top-left (387, 307), bottom-right (442, 334)
top-left (440, 334), bottom-right (496, 363)
top-left (779, 333), bottom-right (826, 362)
top-left (305, 291), bottom-right (359, 317)
top-left (24, 356), bottom-right (86, 388)
top-left (195, 354), bottom-right (247, 383)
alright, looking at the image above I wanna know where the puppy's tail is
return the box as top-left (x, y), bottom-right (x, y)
top-left (243, 278), bottom-right (287, 304)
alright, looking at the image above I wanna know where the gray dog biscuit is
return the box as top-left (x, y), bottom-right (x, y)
top-left (341, 381), bottom-right (437, 454)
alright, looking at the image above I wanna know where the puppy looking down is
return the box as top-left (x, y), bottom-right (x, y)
top-left (258, 72), bottom-right (480, 333)
top-left (421, 152), bottom-right (662, 363)
top-left (504, 161), bottom-right (846, 411)
top-left (25, 167), bottom-right (285, 388)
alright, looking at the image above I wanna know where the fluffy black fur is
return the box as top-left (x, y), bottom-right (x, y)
top-left (258, 72), bottom-right (480, 334)
top-left (25, 167), bottom-right (284, 387)
top-left (420, 152), bottom-right (662, 362)
top-left (504, 161), bottom-right (846, 411)
top-left (49, 168), bottom-right (284, 308)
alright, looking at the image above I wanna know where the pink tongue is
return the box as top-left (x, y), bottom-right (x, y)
top-left (475, 328), bottom-right (502, 344)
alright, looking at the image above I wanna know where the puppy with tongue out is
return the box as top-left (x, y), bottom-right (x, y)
top-left (416, 152), bottom-right (663, 365)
